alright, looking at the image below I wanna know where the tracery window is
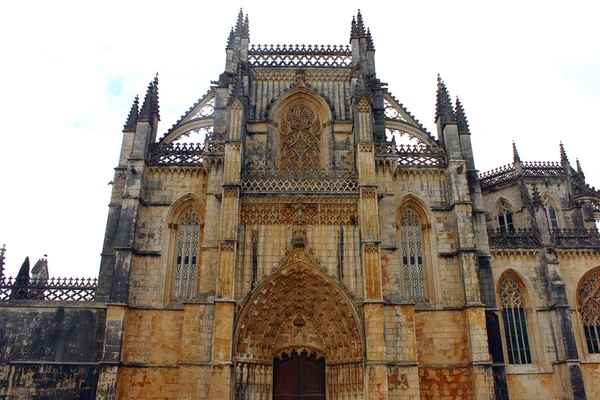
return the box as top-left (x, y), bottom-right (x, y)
top-left (278, 103), bottom-right (322, 172)
top-left (173, 208), bottom-right (201, 300)
top-left (578, 271), bottom-right (600, 354)
top-left (399, 208), bottom-right (426, 299)
top-left (499, 277), bottom-right (532, 364)
top-left (542, 195), bottom-right (559, 231)
top-left (498, 200), bottom-right (514, 233)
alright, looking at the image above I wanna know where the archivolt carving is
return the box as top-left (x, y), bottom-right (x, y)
top-left (240, 197), bottom-right (358, 225)
top-left (234, 260), bottom-right (364, 365)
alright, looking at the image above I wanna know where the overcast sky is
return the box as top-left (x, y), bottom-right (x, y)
top-left (1, 1), bottom-right (599, 278)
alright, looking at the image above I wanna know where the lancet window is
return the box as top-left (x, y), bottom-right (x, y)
top-left (398, 208), bottom-right (426, 299)
top-left (499, 277), bottom-right (532, 364)
top-left (173, 208), bottom-right (201, 300)
top-left (578, 271), bottom-right (600, 354)
top-left (498, 200), bottom-right (514, 233)
top-left (542, 195), bottom-right (559, 231)
top-left (278, 102), bottom-right (322, 172)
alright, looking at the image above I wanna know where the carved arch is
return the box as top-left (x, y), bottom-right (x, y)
top-left (394, 194), bottom-right (440, 304)
top-left (159, 91), bottom-right (216, 144)
top-left (494, 197), bottom-right (515, 232)
top-left (159, 193), bottom-right (206, 305)
top-left (540, 191), bottom-right (562, 230)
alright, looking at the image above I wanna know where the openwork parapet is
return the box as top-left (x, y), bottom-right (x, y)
top-left (488, 228), bottom-right (541, 248)
top-left (248, 44), bottom-right (352, 67)
top-left (522, 161), bottom-right (564, 177)
top-left (375, 142), bottom-right (446, 167)
top-left (552, 228), bottom-right (600, 249)
top-left (0, 277), bottom-right (97, 302)
top-left (148, 142), bottom-right (204, 166)
top-left (480, 164), bottom-right (517, 189)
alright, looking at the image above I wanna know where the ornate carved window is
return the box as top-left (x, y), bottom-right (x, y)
top-left (399, 208), bottom-right (426, 299)
top-left (542, 195), bottom-right (559, 231)
top-left (578, 271), bottom-right (600, 353)
top-left (498, 200), bottom-right (514, 233)
top-left (173, 208), bottom-right (201, 300)
top-left (499, 277), bottom-right (532, 364)
top-left (278, 103), bottom-right (323, 172)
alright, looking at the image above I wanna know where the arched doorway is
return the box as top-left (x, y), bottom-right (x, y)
top-left (273, 350), bottom-right (325, 400)
top-left (233, 242), bottom-right (365, 399)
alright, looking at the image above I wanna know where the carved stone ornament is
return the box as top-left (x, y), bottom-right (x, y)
top-left (240, 197), bottom-right (358, 225)
top-left (279, 103), bottom-right (322, 171)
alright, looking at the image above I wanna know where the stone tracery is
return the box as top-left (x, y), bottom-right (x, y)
top-left (279, 103), bottom-right (323, 172)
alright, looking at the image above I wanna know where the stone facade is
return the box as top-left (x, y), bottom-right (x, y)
top-left (1, 10), bottom-right (600, 400)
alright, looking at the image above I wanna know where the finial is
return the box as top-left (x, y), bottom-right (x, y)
top-left (366, 28), bottom-right (375, 51)
top-left (435, 74), bottom-right (456, 125)
top-left (512, 141), bottom-right (521, 163)
top-left (559, 142), bottom-right (569, 166)
top-left (152, 73), bottom-right (160, 120)
top-left (234, 8), bottom-right (244, 35)
top-left (356, 9), bottom-right (366, 37)
top-left (123, 95), bottom-right (139, 132)
top-left (455, 96), bottom-right (470, 134)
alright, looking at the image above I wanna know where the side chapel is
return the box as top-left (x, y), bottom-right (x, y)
top-left (2, 9), bottom-right (600, 400)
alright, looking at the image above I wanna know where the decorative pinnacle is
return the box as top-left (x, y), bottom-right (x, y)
top-left (123, 95), bottom-right (139, 132)
top-left (435, 75), bottom-right (456, 125)
top-left (455, 97), bottom-right (470, 134)
top-left (356, 10), bottom-right (366, 37)
top-left (576, 158), bottom-right (586, 180)
top-left (366, 28), bottom-right (375, 51)
top-left (532, 184), bottom-right (542, 209)
top-left (512, 141), bottom-right (521, 163)
top-left (234, 8), bottom-right (244, 35)
top-left (242, 14), bottom-right (249, 37)
top-left (559, 142), bottom-right (569, 166)
top-left (226, 27), bottom-right (234, 48)
top-left (139, 74), bottom-right (160, 122)
top-left (0, 244), bottom-right (5, 279)
top-left (350, 16), bottom-right (358, 39)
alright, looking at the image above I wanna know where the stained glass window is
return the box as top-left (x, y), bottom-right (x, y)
top-left (499, 278), bottom-right (532, 364)
top-left (578, 272), bottom-right (600, 354)
top-left (399, 209), bottom-right (426, 299)
top-left (173, 208), bottom-right (201, 300)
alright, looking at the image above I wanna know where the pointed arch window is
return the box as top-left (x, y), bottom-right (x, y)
top-left (498, 200), bottom-right (514, 233)
top-left (542, 195), bottom-right (559, 231)
top-left (173, 208), bottom-right (201, 300)
top-left (399, 208), bottom-right (426, 299)
top-left (578, 271), bottom-right (600, 354)
top-left (499, 277), bottom-right (532, 364)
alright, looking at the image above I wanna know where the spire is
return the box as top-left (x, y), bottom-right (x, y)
top-left (512, 141), bottom-right (521, 163)
top-left (234, 8), bottom-right (244, 35)
top-left (139, 74), bottom-right (160, 122)
top-left (560, 142), bottom-right (569, 166)
top-left (356, 9), bottom-right (366, 37)
top-left (123, 95), bottom-right (139, 132)
top-left (366, 28), bottom-right (375, 51)
top-left (455, 97), bottom-right (470, 134)
top-left (226, 27), bottom-right (234, 48)
top-left (435, 75), bottom-right (456, 125)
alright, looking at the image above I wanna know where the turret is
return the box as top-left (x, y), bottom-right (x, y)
top-left (133, 75), bottom-right (160, 158)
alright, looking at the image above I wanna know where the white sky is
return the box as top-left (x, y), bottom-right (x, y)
top-left (1, 1), bottom-right (599, 278)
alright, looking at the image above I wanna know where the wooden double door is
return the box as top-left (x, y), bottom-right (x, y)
top-left (273, 350), bottom-right (326, 400)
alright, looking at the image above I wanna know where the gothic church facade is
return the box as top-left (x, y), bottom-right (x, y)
top-left (2, 10), bottom-right (600, 400)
